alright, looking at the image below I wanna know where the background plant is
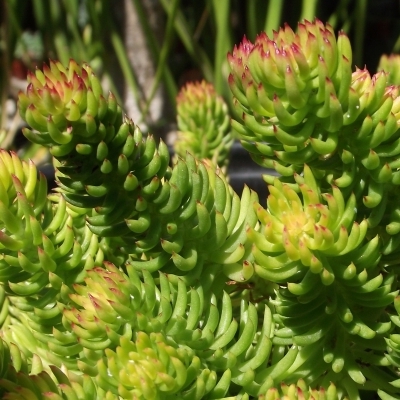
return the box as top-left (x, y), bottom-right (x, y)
top-left (174, 80), bottom-right (233, 171)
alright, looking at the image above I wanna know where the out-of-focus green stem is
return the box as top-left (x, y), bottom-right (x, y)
top-left (210, 0), bottom-right (231, 95)
top-left (62, 0), bottom-right (87, 61)
top-left (32, 0), bottom-right (48, 32)
top-left (264, 0), bottom-right (284, 36)
top-left (132, 0), bottom-right (159, 64)
top-left (353, 0), bottom-right (367, 67)
top-left (327, 0), bottom-right (351, 29)
top-left (392, 34), bottom-right (400, 53)
top-left (109, 28), bottom-right (141, 110)
top-left (50, 1), bottom-right (70, 65)
top-left (32, 0), bottom-right (68, 64)
top-left (300, 0), bottom-right (319, 21)
top-left (32, 0), bottom-right (69, 65)
top-left (246, 1), bottom-right (257, 40)
top-left (142, 0), bottom-right (180, 121)
top-left (0, 0), bottom-right (10, 132)
top-left (159, 0), bottom-right (214, 83)
top-left (87, 0), bottom-right (101, 35)
top-left (132, 0), bottom-right (178, 111)
top-left (5, 0), bottom-right (24, 46)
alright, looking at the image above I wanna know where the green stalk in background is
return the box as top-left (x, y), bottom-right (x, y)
top-left (141, 0), bottom-right (180, 122)
top-left (353, 0), bottom-right (368, 67)
top-left (327, 0), bottom-right (352, 31)
top-left (209, 0), bottom-right (232, 96)
top-left (108, 26), bottom-right (140, 108)
top-left (299, 0), bottom-right (319, 21)
top-left (131, 0), bottom-right (177, 108)
top-left (264, 0), bottom-right (284, 37)
top-left (0, 0), bottom-right (11, 133)
top-left (160, 0), bottom-right (214, 83)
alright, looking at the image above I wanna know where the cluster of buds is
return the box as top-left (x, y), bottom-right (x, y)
top-left (175, 80), bottom-right (233, 170)
top-left (246, 166), bottom-right (396, 386)
top-left (18, 60), bottom-right (110, 156)
top-left (248, 166), bottom-right (367, 285)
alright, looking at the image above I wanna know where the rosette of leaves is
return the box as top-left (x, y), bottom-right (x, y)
top-left (32, 261), bottom-right (283, 398)
top-left (0, 148), bottom-right (104, 290)
top-left (0, 369), bottom-right (99, 400)
top-left (18, 60), bottom-right (258, 282)
top-left (174, 80), bottom-right (233, 171)
top-left (0, 350), bottom-right (312, 399)
top-left (243, 165), bottom-right (398, 396)
top-left (0, 149), bottom-right (105, 373)
top-left (0, 149), bottom-right (103, 296)
top-left (228, 19), bottom-right (400, 233)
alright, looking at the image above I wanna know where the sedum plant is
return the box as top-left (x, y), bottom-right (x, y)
top-left (174, 80), bottom-right (233, 171)
top-left (2, 18), bottom-right (400, 400)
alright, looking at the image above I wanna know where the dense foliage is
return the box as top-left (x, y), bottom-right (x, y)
top-left (1, 19), bottom-right (400, 399)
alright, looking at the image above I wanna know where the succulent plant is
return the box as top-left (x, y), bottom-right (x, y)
top-left (228, 20), bottom-right (400, 236)
top-left (0, 146), bottom-right (106, 371)
top-left (17, 60), bottom-right (257, 285)
top-left (0, 149), bottom-right (99, 289)
top-left (2, 17), bottom-right (400, 400)
top-left (174, 80), bottom-right (233, 171)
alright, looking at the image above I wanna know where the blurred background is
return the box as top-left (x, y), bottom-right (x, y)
top-left (1, 0), bottom-right (399, 195)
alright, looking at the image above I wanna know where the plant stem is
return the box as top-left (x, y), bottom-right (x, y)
top-left (327, 0), bottom-right (351, 29)
top-left (264, 0), bottom-right (284, 36)
top-left (0, 0), bottom-right (10, 132)
top-left (159, 0), bottom-right (214, 83)
top-left (246, 0), bottom-right (258, 40)
top-left (210, 0), bottom-right (231, 95)
top-left (300, 0), bottom-right (319, 21)
top-left (392, 34), bottom-right (400, 53)
top-left (141, 0), bottom-right (180, 121)
top-left (62, 0), bottom-right (87, 61)
top-left (131, 0), bottom-right (177, 107)
top-left (353, 0), bottom-right (368, 67)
